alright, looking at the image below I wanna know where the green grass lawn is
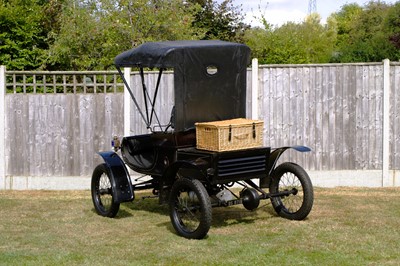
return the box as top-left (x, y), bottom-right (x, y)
top-left (1, 187), bottom-right (400, 265)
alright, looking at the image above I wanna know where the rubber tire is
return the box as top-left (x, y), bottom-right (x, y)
top-left (91, 163), bottom-right (120, 218)
top-left (269, 162), bottom-right (313, 220)
top-left (169, 178), bottom-right (212, 239)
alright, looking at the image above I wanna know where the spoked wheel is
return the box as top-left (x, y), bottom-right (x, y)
top-left (269, 162), bottom-right (313, 220)
top-left (91, 164), bottom-right (120, 217)
top-left (169, 178), bottom-right (212, 239)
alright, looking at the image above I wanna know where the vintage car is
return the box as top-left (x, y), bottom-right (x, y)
top-left (91, 40), bottom-right (314, 239)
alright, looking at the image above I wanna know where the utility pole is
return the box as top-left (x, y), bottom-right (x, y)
top-left (308, 0), bottom-right (316, 14)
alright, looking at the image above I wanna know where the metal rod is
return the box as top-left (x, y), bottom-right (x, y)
top-left (244, 179), bottom-right (268, 195)
top-left (139, 68), bottom-right (150, 127)
top-left (117, 67), bottom-right (148, 127)
top-left (149, 69), bottom-right (163, 126)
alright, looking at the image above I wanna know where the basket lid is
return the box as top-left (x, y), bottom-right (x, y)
top-left (195, 118), bottom-right (263, 128)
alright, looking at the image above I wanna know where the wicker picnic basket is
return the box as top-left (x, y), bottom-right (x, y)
top-left (195, 118), bottom-right (264, 152)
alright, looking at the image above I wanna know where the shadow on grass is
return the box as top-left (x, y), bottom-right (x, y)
top-left (89, 207), bottom-right (137, 219)
top-left (115, 195), bottom-right (278, 229)
top-left (89, 197), bottom-right (168, 219)
top-left (89, 195), bottom-right (279, 238)
top-left (212, 203), bottom-right (277, 228)
top-left (124, 197), bottom-right (168, 215)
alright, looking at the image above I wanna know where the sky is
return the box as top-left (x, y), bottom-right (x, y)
top-left (227, 0), bottom-right (399, 27)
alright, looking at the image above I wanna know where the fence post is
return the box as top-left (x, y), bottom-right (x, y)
top-left (0, 66), bottom-right (5, 189)
top-left (382, 59), bottom-right (390, 186)
top-left (123, 67), bottom-right (131, 136)
top-left (251, 58), bottom-right (259, 120)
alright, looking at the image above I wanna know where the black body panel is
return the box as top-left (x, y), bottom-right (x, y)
top-left (121, 130), bottom-right (196, 176)
top-left (177, 147), bottom-right (270, 185)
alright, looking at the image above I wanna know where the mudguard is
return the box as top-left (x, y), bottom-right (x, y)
top-left (98, 151), bottom-right (134, 203)
top-left (260, 146), bottom-right (311, 188)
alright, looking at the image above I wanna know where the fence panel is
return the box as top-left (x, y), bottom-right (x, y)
top-left (4, 71), bottom-right (125, 177)
top-left (391, 63), bottom-right (400, 170)
top-left (5, 94), bottom-right (124, 176)
top-left (259, 63), bottom-right (385, 171)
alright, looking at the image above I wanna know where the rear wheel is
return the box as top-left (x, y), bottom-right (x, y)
top-left (91, 164), bottom-right (120, 217)
top-left (269, 162), bottom-right (313, 220)
top-left (169, 178), bottom-right (212, 239)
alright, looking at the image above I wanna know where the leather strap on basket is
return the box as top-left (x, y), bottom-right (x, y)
top-left (228, 123), bottom-right (257, 142)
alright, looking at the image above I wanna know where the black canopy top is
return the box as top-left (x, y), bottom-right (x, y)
top-left (115, 40), bottom-right (251, 132)
top-left (114, 40), bottom-right (250, 68)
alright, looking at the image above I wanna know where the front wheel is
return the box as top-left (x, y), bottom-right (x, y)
top-left (269, 162), bottom-right (313, 220)
top-left (91, 164), bottom-right (120, 218)
top-left (169, 178), bottom-right (212, 239)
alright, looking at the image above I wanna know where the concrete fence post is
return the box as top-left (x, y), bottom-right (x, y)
top-left (251, 58), bottom-right (259, 120)
top-left (0, 65), bottom-right (5, 189)
top-left (123, 67), bottom-right (131, 137)
top-left (382, 59), bottom-right (391, 186)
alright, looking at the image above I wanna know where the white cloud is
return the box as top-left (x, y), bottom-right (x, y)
top-left (244, 7), bottom-right (307, 27)
top-left (231, 0), bottom-right (399, 27)
top-left (213, 0), bottom-right (400, 29)
top-left (228, 0), bottom-right (308, 27)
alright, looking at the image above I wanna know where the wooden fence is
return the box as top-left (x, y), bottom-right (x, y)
top-left (2, 71), bottom-right (124, 179)
top-left (260, 62), bottom-right (390, 170)
top-left (1, 61), bottom-right (400, 189)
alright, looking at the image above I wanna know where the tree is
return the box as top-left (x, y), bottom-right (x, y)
top-left (244, 14), bottom-right (336, 64)
top-left (46, 0), bottom-right (203, 70)
top-left (0, 0), bottom-right (50, 70)
top-left (330, 1), bottom-right (399, 62)
top-left (299, 14), bottom-right (337, 63)
top-left (45, 1), bottom-right (101, 70)
top-left (190, 0), bottom-right (249, 42)
top-left (385, 2), bottom-right (400, 60)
